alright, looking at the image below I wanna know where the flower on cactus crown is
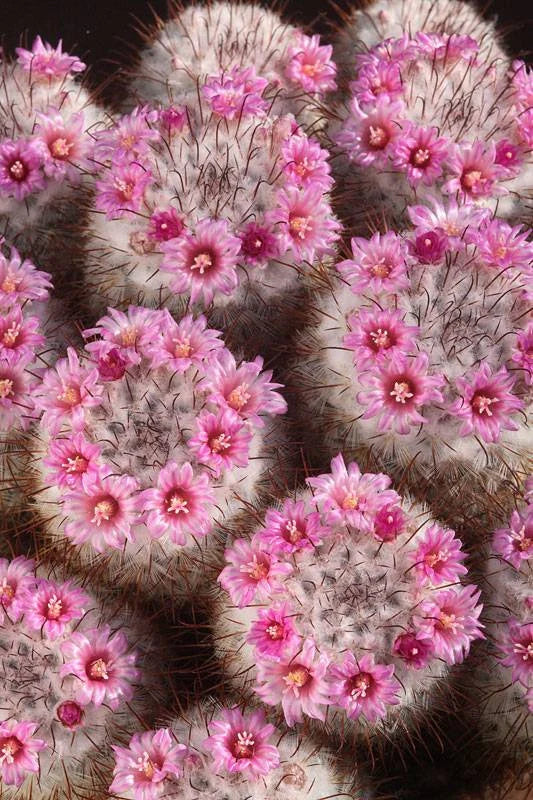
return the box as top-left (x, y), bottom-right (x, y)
top-left (158, 105), bottom-right (188, 133)
top-left (0, 307), bottom-right (45, 359)
top-left (23, 578), bottom-right (89, 640)
top-left (373, 501), bottom-right (407, 542)
top-left (0, 555), bottom-right (35, 625)
top-left (160, 218), bottom-right (241, 304)
top-left (60, 625), bottom-right (139, 709)
top-left (270, 185), bottom-right (340, 262)
top-left (498, 621), bottom-right (533, 687)
top-left (145, 310), bottom-right (223, 372)
top-left (337, 231), bottom-right (410, 295)
top-left (494, 138), bottom-right (524, 177)
top-left (350, 59), bottom-right (403, 105)
top-left (138, 461), bottom-right (215, 545)
top-left (148, 207), bottom-right (185, 243)
top-left (0, 138), bottom-right (45, 200)
top-left (95, 161), bottom-right (152, 219)
top-left (344, 307), bottom-right (419, 368)
top-left (285, 33), bottom-right (337, 94)
top-left (90, 342), bottom-right (129, 382)
top-left (218, 536), bottom-right (293, 608)
top-left (512, 324), bottom-right (533, 386)
top-left (63, 470), bottom-right (140, 552)
top-left (34, 347), bottom-right (103, 435)
top-left (392, 631), bottom-right (434, 669)
top-left (238, 222), bottom-right (280, 267)
top-left (413, 585), bottom-right (484, 665)
top-left (187, 408), bottom-right (252, 478)
top-left (247, 602), bottom-right (301, 660)
top-left (16, 36), bottom-right (85, 78)
top-left (470, 218), bottom-right (533, 273)
top-left (281, 135), bottom-right (333, 191)
top-left (84, 306), bottom-right (161, 366)
top-left (493, 509), bottom-right (532, 569)
top-left (444, 141), bottom-right (506, 200)
top-left (328, 653), bottom-right (400, 723)
top-left (511, 59), bottom-right (533, 110)
top-left (415, 32), bottom-right (479, 61)
top-left (409, 524), bottom-right (467, 586)
top-left (0, 248), bottom-right (52, 307)
top-left (407, 196), bottom-right (489, 251)
top-left (307, 453), bottom-right (398, 531)
top-left (0, 720), bottom-right (46, 787)
top-left (203, 707), bottom-right (280, 780)
top-left (0, 351), bottom-right (35, 430)
top-left (110, 728), bottom-right (187, 800)
top-left (357, 352), bottom-right (445, 435)
top-left (449, 364), bottom-right (523, 443)
top-left (34, 110), bottom-right (88, 180)
top-left (335, 95), bottom-right (404, 167)
top-left (410, 228), bottom-right (448, 264)
top-left (202, 66), bottom-right (268, 119)
top-left (256, 498), bottom-right (328, 555)
top-left (392, 124), bottom-right (448, 186)
top-left (94, 106), bottom-right (160, 164)
top-left (254, 638), bottom-right (330, 726)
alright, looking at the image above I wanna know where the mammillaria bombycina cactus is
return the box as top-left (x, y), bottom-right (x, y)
top-left (108, 701), bottom-right (365, 799)
top-left (28, 305), bottom-right (287, 597)
top-left (213, 453), bottom-right (483, 736)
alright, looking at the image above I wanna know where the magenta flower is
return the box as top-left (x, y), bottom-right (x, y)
top-left (373, 501), bottom-right (407, 542)
top-left (16, 36), bottom-right (85, 79)
top-left (91, 343), bottom-right (129, 382)
top-left (158, 105), bottom-right (188, 134)
top-left (512, 324), bottom-right (533, 386)
top-left (0, 555), bottom-right (35, 624)
top-left (203, 66), bottom-right (268, 119)
top-left (270, 186), bottom-right (339, 261)
top-left (472, 218), bottom-right (533, 272)
top-left (148, 208), bottom-right (185, 242)
top-left (493, 509), bottom-right (532, 569)
top-left (511, 59), bottom-right (533, 109)
top-left (444, 141), bottom-right (505, 200)
top-left (0, 248), bottom-right (51, 307)
top-left (161, 218), bottom-right (241, 304)
top-left (60, 625), bottom-right (139, 709)
top-left (0, 307), bottom-right (44, 359)
top-left (0, 139), bottom-right (45, 200)
top-left (204, 707), bottom-right (280, 780)
top-left (357, 352), bottom-right (445, 435)
top-left (94, 106), bottom-right (160, 164)
top-left (392, 124), bottom-right (448, 186)
top-left (410, 229), bottom-right (448, 264)
top-left (281, 135), bottom-right (332, 191)
top-left (407, 196), bottom-right (489, 251)
top-left (351, 59), bottom-right (403, 105)
top-left (256, 498), bottom-right (327, 555)
top-left (56, 701), bottom-right (84, 729)
top-left (328, 653), bottom-right (399, 722)
top-left (219, 536), bottom-right (292, 607)
top-left (0, 351), bottom-right (35, 430)
top-left (187, 408), bottom-right (252, 477)
top-left (498, 621), bottom-right (533, 686)
top-left (238, 222), bottom-right (280, 267)
top-left (247, 602), bottom-right (301, 660)
top-left (34, 347), bottom-right (103, 435)
top-left (344, 307), bottom-right (419, 368)
top-left (63, 470), bottom-right (140, 552)
top-left (494, 138), bottom-right (524, 177)
top-left (409, 524), bottom-right (467, 586)
top-left (285, 34), bottom-right (337, 94)
top-left (145, 311), bottom-right (223, 372)
top-left (336, 95), bottom-right (404, 167)
top-left (255, 638), bottom-right (330, 725)
top-left (84, 306), bottom-right (161, 365)
top-left (110, 728), bottom-right (187, 800)
top-left (449, 364), bottom-right (523, 443)
top-left (35, 110), bottom-right (88, 179)
top-left (337, 231), bottom-right (410, 294)
top-left (392, 631), bottom-right (433, 669)
top-left (138, 461), bottom-right (215, 544)
top-left (0, 720), bottom-right (46, 787)
top-left (23, 579), bottom-right (89, 639)
top-left (307, 453), bottom-right (397, 531)
top-left (95, 162), bottom-right (152, 219)
top-left (414, 585), bottom-right (484, 665)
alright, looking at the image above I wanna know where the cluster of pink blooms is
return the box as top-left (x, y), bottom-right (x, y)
top-left (0, 555), bottom-right (139, 787)
top-left (218, 454), bottom-right (483, 727)
top-left (34, 306), bottom-right (287, 552)
top-left (0, 242), bottom-right (52, 430)
top-left (0, 38), bottom-right (92, 201)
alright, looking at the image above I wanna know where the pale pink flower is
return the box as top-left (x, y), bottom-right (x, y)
top-left (512, 324), bottom-right (533, 386)
top-left (255, 638), bottom-right (330, 725)
top-left (351, 59), bottom-right (403, 104)
top-left (187, 408), bottom-right (252, 477)
top-left (493, 509), bottom-right (532, 569)
top-left (145, 311), bottom-right (223, 372)
top-left (407, 196), bottom-right (489, 251)
top-left (494, 138), bottom-right (524, 177)
top-left (449, 364), bottom-right (523, 443)
top-left (270, 186), bottom-right (340, 261)
top-left (281, 135), bottom-right (332, 190)
top-left (0, 139), bottom-right (45, 200)
top-left (392, 631), bottom-right (433, 668)
top-left (218, 536), bottom-right (292, 607)
top-left (414, 585), bottom-right (484, 665)
top-left (337, 231), bottom-right (410, 294)
top-left (498, 621), bottom-right (533, 686)
top-left (0, 720), bottom-right (46, 787)
top-left (16, 36), bottom-right (85, 79)
top-left (148, 208), bottom-right (185, 242)
top-left (110, 729), bottom-right (187, 800)
top-left (357, 352), bottom-right (445, 435)
top-left (444, 141), bottom-right (506, 200)
top-left (256, 498), bottom-right (327, 555)
top-left (204, 707), bottom-right (280, 780)
top-left (373, 501), bottom-right (407, 542)
top-left (84, 306), bottom-right (161, 365)
top-left (415, 32), bottom-right (478, 61)
top-left (238, 222), bottom-right (280, 266)
top-left (203, 66), bottom-right (268, 119)
top-left (344, 307), bottom-right (419, 368)
top-left (471, 218), bottom-right (533, 272)
top-left (94, 106), bottom-right (160, 164)
top-left (60, 625), bottom-right (139, 709)
top-left (63, 470), bottom-right (140, 552)
top-left (409, 524), bottom-right (467, 586)
top-left (138, 461), bottom-right (214, 544)
top-left (23, 579), bottom-right (89, 639)
top-left (0, 556), bottom-right (35, 625)
top-left (336, 95), bottom-right (404, 167)
top-left (328, 653), bottom-right (399, 722)
top-left (392, 124), bottom-right (448, 186)
top-left (0, 307), bottom-right (44, 359)
top-left (35, 110), bottom-right (88, 179)
top-left (95, 162), bottom-right (152, 219)
top-left (0, 351), bottom-right (35, 430)
top-left (247, 602), bottom-right (301, 660)
top-left (0, 248), bottom-right (51, 307)
top-left (286, 34), bottom-right (337, 94)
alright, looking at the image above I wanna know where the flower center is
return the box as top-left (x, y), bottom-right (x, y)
top-left (511, 525), bottom-right (531, 552)
top-left (289, 215), bottom-right (312, 239)
top-left (285, 665), bottom-right (310, 689)
top-left (461, 168), bottom-right (485, 191)
top-left (342, 492), bottom-right (359, 510)
top-left (266, 622), bottom-right (284, 640)
top-left (411, 147), bottom-right (431, 167)
top-left (232, 731), bottom-right (255, 759)
top-left (285, 519), bottom-right (304, 543)
top-left (513, 641), bottom-right (533, 662)
top-left (46, 594), bottom-right (63, 619)
top-left (2, 322), bottom-right (21, 346)
top-left (173, 337), bottom-right (191, 358)
top-left (8, 159), bottom-right (28, 182)
top-left (302, 62), bottom-right (319, 77)
top-left (439, 612), bottom-right (458, 632)
top-left (166, 492), bottom-right (189, 515)
top-left (136, 751), bottom-right (157, 780)
top-left (370, 259), bottom-right (391, 278)
top-left (1, 273), bottom-right (18, 293)
top-left (51, 137), bottom-right (73, 159)
top-left (471, 393), bottom-right (499, 416)
top-left (425, 549), bottom-right (447, 569)
top-left (294, 157), bottom-right (315, 178)
top-left (62, 455), bottom-right (89, 474)
top-left (349, 673), bottom-right (371, 699)
top-left (390, 380), bottom-right (414, 404)
top-left (191, 252), bottom-right (213, 274)
top-left (91, 497), bottom-right (119, 526)
top-left (0, 378), bottom-right (14, 398)
top-left (0, 737), bottom-right (21, 765)
top-left (87, 657), bottom-right (109, 681)
top-left (57, 384), bottom-right (81, 406)
top-left (0, 579), bottom-right (15, 604)
top-left (120, 327), bottom-right (137, 347)
top-left (241, 554), bottom-right (269, 581)
top-left (227, 383), bottom-right (251, 411)
top-left (369, 327), bottom-right (391, 350)
top-left (114, 178), bottom-right (134, 201)
top-left (367, 125), bottom-right (389, 149)
top-left (209, 432), bottom-right (231, 453)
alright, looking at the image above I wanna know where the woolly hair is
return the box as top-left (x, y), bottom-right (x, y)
top-left (27, 306), bottom-right (288, 600)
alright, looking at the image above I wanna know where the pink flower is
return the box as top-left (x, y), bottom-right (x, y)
top-left (161, 218), bottom-right (241, 304)
top-left (23, 579), bottom-right (89, 639)
top-left (494, 138), bottom-right (523, 177)
top-left (16, 36), bottom-right (85, 79)
top-left (511, 59), bottom-right (533, 110)
top-left (95, 106), bottom-right (160, 164)
top-left (328, 653), bottom-right (399, 722)
top-left (444, 141), bottom-right (506, 200)
top-left (110, 729), bottom-right (187, 800)
top-left (270, 186), bottom-right (340, 261)
top-left (351, 60), bottom-right (403, 105)
top-left (471, 218), bottom-right (533, 272)
top-left (285, 34), bottom-right (337, 94)
top-left (392, 631), bottom-right (433, 668)
top-left (145, 311), bottom-right (223, 372)
top-left (158, 105), bottom-right (188, 134)
top-left (34, 347), bottom-right (103, 435)
top-left (392, 124), bottom-right (448, 186)
top-left (60, 625), bottom-right (139, 709)
top-left (336, 96), bottom-right (404, 167)
top-left (187, 408), bottom-right (251, 477)
top-left (512, 324), bottom-right (533, 386)
top-left (373, 501), bottom-right (407, 542)
top-left (407, 196), bottom-right (489, 251)
top-left (95, 162), bottom-right (152, 219)
top-left (493, 509), bottom-right (532, 569)
top-left (238, 222), bottom-right (280, 266)
top-left (0, 248), bottom-right (51, 307)
top-left (204, 707), bottom-right (280, 780)
top-left (256, 499), bottom-right (327, 555)
top-left (35, 110), bottom-right (88, 179)
top-left (247, 602), bottom-right (301, 660)
top-left (0, 720), bottom-right (46, 787)
top-left (357, 353), bottom-right (445, 435)
top-left (415, 32), bottom-right (478, 61)
top-left (202, 66), bottom-right (268, 119)
top-left (409, 524), bottom-right (467, 586)
top-left (91, 343), bottom-right (129, 382)
top-left (255, 638), bottom-right (330, 725)
top-left (281, 135), bottom-right (332, 191)
top-left (449, 364), bottom-right (523, 443)
top-left (148, 208), bottom-right (185, 242)
top-left (56, 701), bottom-right (84, 729)
top-left (414, 585), bottom-right (484, 665)
top-left (84, 306), bottom-right (161, 365)
top-left (138, 461), bottom-right (214, 544)
top-left (337, 231), bottom-right (410, 294)
top-left (63, 470), bottom-right (140, 552)
top-left (0, 307), bottom-right (44, 359)
top-left (306, 453), bottom-right (396, 531)
top-left (0, 556), bottom-right (35, 625)
top-left (219, 536), bottom-right (292, 607)
top-left (0, 139), bottom-right (44, 200)
top-left (410, 229), bottom-right (448, 264)
top-left (199, 349), bottom-right (287, 426)
top-left (344, 307), bottom-right (419, 368)
top-left (0, 351), bottom-right (35, 430)
top-left (498, 621), bottom-right (533, 686)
